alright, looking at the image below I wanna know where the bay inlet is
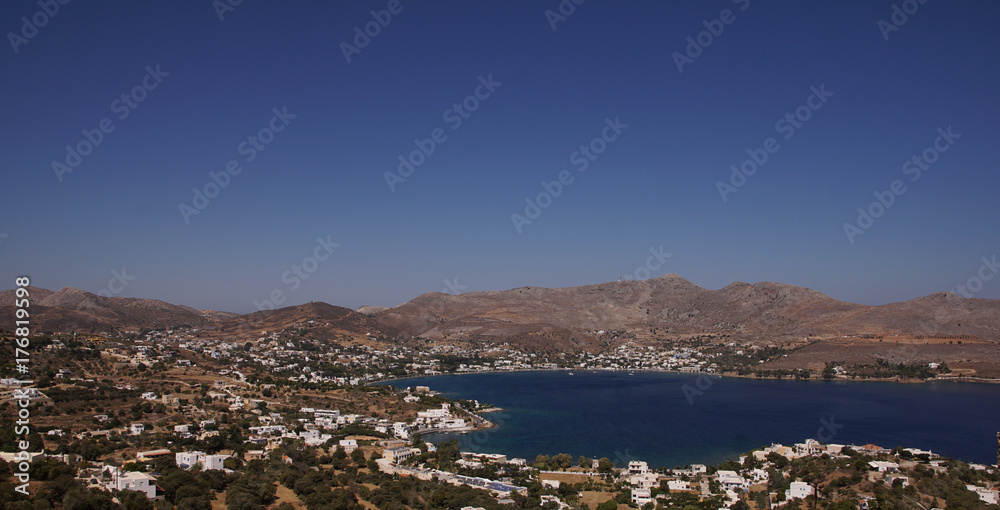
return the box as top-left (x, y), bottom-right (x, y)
top-left (379, 371), bottom-right (1000, 468)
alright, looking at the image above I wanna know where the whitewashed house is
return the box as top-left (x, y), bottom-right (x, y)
top-left (716, 470), bottom-right (748, 492)
top-left (632, 488), bottom-right (652, 506)
top-left (627, 460), bottom-right (649, 475)
top-left (786, 481), bottom-right (814, 501)
top-left (339, 439), bottom-right (358, 453)
top-left (175, 451), bottom-right (230, 471)
top-left (109, 471), bottom-right (159, 499)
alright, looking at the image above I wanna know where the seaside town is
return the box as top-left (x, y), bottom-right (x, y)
top-left (2, 328), bottom-right (998, 510)
top-left (50, 322), bottom-right (964, 388)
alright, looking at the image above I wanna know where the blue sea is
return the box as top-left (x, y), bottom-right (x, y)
top-left (378, 371), bottom-right (1000, 468)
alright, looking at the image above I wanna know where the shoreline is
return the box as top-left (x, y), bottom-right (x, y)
top-left (377, 368), bottom-right (1000, 469)
top-left (370, 367), bottom-right (1000, 388)
top-left (374, 368), bottom-right (1000, 445)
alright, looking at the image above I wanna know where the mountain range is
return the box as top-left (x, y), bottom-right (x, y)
top-left (3, 275), bottom-right (999, 349)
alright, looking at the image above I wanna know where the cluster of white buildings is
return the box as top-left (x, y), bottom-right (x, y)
top-left (81, 467), bottom-right (159, 499)
top-left (750, 438), bottom-right (881, 463)
top-left (175, 451), bottom-right (230, 470)
top-left (375, 420), bottom-right (412, 439)
top-left (578, 342), bottom-right (713, 372)
top-left (72, 449), bottom-right (235, 501)
top-left (377, 453), bottom-right (528, 498)
top-left (614, 439), bottom-right (1000, 509)
top-left (968, 485), bottom-right (1000, 505)
top-left (616, 460), bottom-right (775, 508)
top-left (107, 319), bottom-right (750, 388)
top-left (240, 406), bottom-right (431, 451)
top-left (413, 403), bottom-right (468, 431)
top-left (247, 421), bottom-right (334, 448)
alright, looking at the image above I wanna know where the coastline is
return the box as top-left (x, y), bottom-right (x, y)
top-left (379, 368), bottom-right (1000, 468)
top-left (370, 366), bottom-right (1000, 388)
top-left (378, 368), bottom-right (1000, 447)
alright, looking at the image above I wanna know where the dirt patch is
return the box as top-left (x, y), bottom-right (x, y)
top-left (211, 490), bottom-right (227, 510)
top-left (357, 498), bottom-right (379, 510)
top-left (580, 490), bottom-right (616, 509)
top-left (269, 483), bottom-right (305, 509)
top-left (762, 338), bottom-right (1000, 373)
top-left (540, 472), bottom-right (594, 484)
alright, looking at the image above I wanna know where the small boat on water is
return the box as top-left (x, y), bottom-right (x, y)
top-left (567, 372), bottom-right (574, 376)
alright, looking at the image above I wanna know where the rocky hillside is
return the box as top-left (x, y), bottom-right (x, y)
top-left (369, 274), bottom-right (1000, 345)
top-left (5, 277), bottom-right (999, 350)
top-left (0, 286), bottom-right (209, 333)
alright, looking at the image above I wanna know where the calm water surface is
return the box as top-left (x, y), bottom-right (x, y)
top-left (378, 371), bottom-right (1000, 468)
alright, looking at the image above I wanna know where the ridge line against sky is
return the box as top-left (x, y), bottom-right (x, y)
top-left (10, 272), bottom-right (991, 316)
top-left (1, 1), bottom-right (998, 313)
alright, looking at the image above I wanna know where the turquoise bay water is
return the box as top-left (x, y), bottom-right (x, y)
top-left (379, 371), bottom-right (1000, 468)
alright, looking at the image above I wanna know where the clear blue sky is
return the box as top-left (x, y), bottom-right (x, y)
top-left (2, 1), bottom-right (998, 312)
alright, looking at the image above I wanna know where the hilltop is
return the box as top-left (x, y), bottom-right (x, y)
top-left (0, 286), bottom-right (207, 333)
top-left (369, 274), bottom-right (1000, 346)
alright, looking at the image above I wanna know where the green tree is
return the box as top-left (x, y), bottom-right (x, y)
top-left (223, 456), bottom-right (242, 471)
top-left (766, 452), bottom-right (789, 469)
top-left (62, 487), bottom-right (117, 510)
top-left (552, 453), bottom-right (573, 470)
top-left (596, 500), bottom-right (618, 510)
top-left (350, 447), bottom-right (366, 465)
top-left (535, 454), bottom-right (550, 470)
top-left (597, 457), bottom-right (614, 473)
top-left (120, 489), bottom-right (155, 510)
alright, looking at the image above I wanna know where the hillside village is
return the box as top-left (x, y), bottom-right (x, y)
top-left (1, 325), bottom-right (997, 510)
top-left (71, 322), bottom-right (966, 386)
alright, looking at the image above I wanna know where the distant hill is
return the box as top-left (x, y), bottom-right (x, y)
top-left (0, 286), bottom-right (209, 333)
top-left (228, 301), bottom-right (363, 331)
top-left (4, 277), bottom-right (999, 351)
top-left (0, 285), bottom-right (387, 341)
top-left (210, 301), bottom-right (385, 343)
top-left (369, 274), bottom-right (1000, 347)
